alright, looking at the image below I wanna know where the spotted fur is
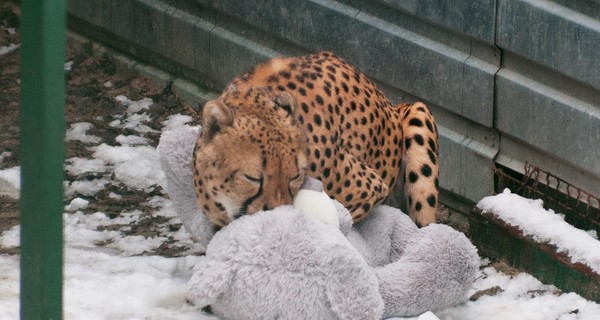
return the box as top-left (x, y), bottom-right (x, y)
top-left (193, 52), bottom-right (439, 227)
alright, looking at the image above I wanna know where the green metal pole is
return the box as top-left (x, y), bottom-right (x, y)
top-left (19, 1), bottom-right (66, 319)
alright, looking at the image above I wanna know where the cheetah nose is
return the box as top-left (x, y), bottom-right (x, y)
top-left (263, 204), bottom-right (271, 211)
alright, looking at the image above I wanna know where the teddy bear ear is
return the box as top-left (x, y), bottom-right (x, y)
top-left (187, 258), bottom-right (234, 308)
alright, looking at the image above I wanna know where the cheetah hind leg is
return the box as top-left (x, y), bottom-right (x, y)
top-left (400, 102), bottom-right (439, 227)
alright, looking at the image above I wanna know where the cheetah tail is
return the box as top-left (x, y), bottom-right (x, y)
top-left (400, 102), bottom-right (439, 227)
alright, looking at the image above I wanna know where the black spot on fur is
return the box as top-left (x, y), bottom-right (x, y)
top-left (421, 164), bottom-right (432, 177)
top-left (415, 201), bottom-right (422, 212)
top-left (427, 194), bottom-right (436, 207)
top-left (409, 171), bottom-right (418, 183)
top-left (428, 138), bottom-right (436, 153)
top-left (301, 103), bottom-right (309, 113)
top-left (342, 82), bottom-right (349, 92)
top-left (316, 95), bottom-right (324, 105)
top-left (362, 203), bottom-right (371, 212)
top-left (404, 138), bottom-right (412, 150)
top-left (426, 119), bottom-right (434, 133)
top-left (428, 149), bottom-right (437, 165)
top-left (314, 114), bottom-right (322, 126)
top-left (409, 118), bottom-right (423, 127)
top-left (414, 134), bottom-right (425, 146)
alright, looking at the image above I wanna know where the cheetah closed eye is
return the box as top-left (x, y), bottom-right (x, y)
top-left (193, 52), bottom-right (439, 227)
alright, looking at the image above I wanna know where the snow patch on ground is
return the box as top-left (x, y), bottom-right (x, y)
top-left (65, 157), bottom-right (106, 176)
top-left (65, 122), bottom-right (101, 144)
top-left (0, 166), bottom-right (20, 190)
top-left (65, 179), bottom-right (110, 197)
top-left (115, 95), bottom-right (154, 114)
top-left (477, 189), bottom-right (600, 274)
top-left (0, 43), bottom-right (20, 56)
top-left (0, 214), bottom-right (211, 320)
top-left (437, 265), bottom-right (600, 320)
top-left (93, 144), bottom-right (165, 190)
top-left (65, 197), bottom-right (89, 211)
top-left (0, 254), bottom-right (18, 320)
top-left (0, 225), bottom-right (19, 248)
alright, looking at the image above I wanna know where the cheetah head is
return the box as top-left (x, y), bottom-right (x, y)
top-left (193, 88), bottom-right (308, 227)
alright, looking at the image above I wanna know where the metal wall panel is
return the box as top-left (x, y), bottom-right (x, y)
top-left (67, 0), bottom-right (600, 207)
top-left (495, 0), bottom-right (600, 193)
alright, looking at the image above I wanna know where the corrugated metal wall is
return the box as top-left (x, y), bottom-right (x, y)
top-left (68, 0), bottom-right (600, 211)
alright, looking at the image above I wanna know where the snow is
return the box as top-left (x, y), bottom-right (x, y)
top-left (64, 61), bottom-right (74, 71)
top-left (65, 157), bottom-right (106, 176)
top-left (477, 189), bottom-right (600, 274)
top-left (65, 122), bottom-right (101, 144)
top-left (0, 166), bottom-right (20, 190)
top-left (93, 143), bottom-right (165, 190)
top-left (0, 43), bottom-right (20, 56)
top-left (65, 178), bottom-right (110, 197)
top-left (436, 263), bottom-right (600, 320)
top-left (115, 95), bottom-right (154, 114)
top-left (65, 197), bottom-right (89, 211)
top-left (2, 93), bottom-right (600, 319)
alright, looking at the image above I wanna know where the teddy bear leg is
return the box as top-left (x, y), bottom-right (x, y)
top-left (374, 224), bottom-right (479, 318)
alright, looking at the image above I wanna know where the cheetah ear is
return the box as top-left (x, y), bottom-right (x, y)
top-left (274, 91), bottom-right (297, 121)
top-left (201, 100), bottom-right (233, 142)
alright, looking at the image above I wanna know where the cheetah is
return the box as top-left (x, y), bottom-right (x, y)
top-left (193, 52), bottom-right (439, 227)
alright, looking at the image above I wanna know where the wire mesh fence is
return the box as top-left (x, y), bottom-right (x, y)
top-left (494, 162), bottom-right (600, 235)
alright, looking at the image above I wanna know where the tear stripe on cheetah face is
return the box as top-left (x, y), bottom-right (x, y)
top-left (192, 89), bottom-right (308, 226)
top-left (193, 52), bottom-right (440, 227)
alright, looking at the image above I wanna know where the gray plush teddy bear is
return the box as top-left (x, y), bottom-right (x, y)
top-left (158, 126), bottom-right (480, 320)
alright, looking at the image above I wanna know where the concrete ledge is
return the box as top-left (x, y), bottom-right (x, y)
top-left (470, 207), bottom-right (600, 302)
top-left (66, 31), bottom-right (218, 110)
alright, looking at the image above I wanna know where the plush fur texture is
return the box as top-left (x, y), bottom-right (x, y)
top-left (157, 126), bottom-right (214, 249)
top-left (158, 126), bottom-right (480, 319)
top-left (188, 206), bottom-right (384, 320)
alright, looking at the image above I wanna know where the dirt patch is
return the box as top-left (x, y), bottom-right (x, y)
top-left (0, 5), bottom-right (200, 257)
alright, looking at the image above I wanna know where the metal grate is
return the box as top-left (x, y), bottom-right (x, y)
top-left (494, 163), bottom-right (600, 234)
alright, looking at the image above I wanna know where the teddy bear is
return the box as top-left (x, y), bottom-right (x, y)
top-left (158, 126), bottom-right (479, 319)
